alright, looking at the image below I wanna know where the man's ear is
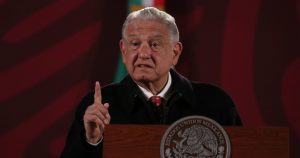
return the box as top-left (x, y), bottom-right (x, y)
top-left (172, 42), bottom-right (183, 66)
top-left (119, 39), bottom-right (126, 63)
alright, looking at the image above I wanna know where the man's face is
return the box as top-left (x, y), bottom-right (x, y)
top-left (120, 20), bottom-right (182, 85)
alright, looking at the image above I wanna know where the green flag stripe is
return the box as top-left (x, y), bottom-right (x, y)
top-left (114, 55), bottom-right (127, 82)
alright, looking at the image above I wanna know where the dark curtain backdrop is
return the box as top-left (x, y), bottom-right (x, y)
top-left (0, 0), bottom-right (299, 157)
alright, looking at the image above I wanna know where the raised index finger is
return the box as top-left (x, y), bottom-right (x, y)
top-left (94, 81), bottom-right (102, 104)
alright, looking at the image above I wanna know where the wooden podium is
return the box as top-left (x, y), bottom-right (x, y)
top-left (103, 125), bottom-right (289, 158)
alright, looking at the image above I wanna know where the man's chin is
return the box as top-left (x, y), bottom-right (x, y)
top-left (133, 75), bottom-right (154, 82)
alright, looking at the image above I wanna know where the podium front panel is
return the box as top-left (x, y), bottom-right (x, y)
top-left (103, 125), bottom-right (288, 158)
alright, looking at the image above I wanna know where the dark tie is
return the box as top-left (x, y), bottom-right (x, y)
top-left (149, 96), bottom-right (165, 123)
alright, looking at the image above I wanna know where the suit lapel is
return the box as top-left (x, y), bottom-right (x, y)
top-left (118, 76), bottom-right (157, 123)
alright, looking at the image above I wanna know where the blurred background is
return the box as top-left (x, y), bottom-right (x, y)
top-left (0, 0), bottom-right (299, 157)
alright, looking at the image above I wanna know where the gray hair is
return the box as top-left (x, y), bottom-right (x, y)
top-left (122, 7), bottom-right (180, 42)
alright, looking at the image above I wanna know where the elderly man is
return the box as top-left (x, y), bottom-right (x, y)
top-left (61, 7), bottom-right (242, 158)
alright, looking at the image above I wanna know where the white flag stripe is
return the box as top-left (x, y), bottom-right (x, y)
top-left (142, 0), bottom-right (154, 7)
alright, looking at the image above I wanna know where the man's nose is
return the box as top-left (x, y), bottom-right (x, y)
top-left (138, 43), bottom-right (151, 59)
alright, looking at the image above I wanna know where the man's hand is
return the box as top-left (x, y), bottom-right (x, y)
top-left (83, 81), bottom-right (110, 144)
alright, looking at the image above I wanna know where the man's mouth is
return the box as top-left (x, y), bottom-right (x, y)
top-left (136, 64), bottom-right (152, 68)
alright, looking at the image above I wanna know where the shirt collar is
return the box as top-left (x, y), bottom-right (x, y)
top-left (137, 72), bottom-right (172, 100)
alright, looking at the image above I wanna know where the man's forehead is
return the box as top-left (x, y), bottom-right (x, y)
top-left (125, 26), bottom-right (168, 39)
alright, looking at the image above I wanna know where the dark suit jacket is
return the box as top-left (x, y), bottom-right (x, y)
top-left (61, 69), bottom-right (242, 158)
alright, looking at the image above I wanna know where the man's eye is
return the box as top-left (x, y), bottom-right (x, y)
top-left (151, 43), bottom-right (157, 47)
top-left (130, 42), bottom-right (140, 47)
top-left (150, 42), bottom-right (160, 49)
